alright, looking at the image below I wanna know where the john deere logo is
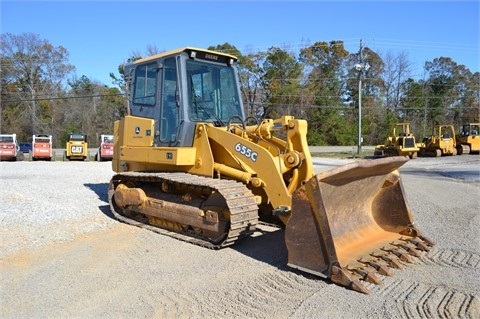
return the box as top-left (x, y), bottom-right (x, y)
top-left (135, 127), bottom-right (140, 134)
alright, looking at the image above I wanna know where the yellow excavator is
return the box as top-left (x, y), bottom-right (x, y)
top-left (109, 47), bottom-right (434, 294)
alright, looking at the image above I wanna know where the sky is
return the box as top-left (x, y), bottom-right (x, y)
top-left (1, 1), bottom-right (479, 86)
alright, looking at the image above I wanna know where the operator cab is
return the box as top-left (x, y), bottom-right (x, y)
top-left (126, 47), bottom-right (244, 147)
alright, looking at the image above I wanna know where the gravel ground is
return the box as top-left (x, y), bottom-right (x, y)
top-left (1, 155), bottom-right (479, 319)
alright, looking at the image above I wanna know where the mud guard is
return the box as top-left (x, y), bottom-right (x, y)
top-left (285, 156), bottom-right (434, 294)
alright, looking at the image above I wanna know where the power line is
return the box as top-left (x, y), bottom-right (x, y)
top-left (2, 92), bottom-right (477, 104)
top-left (1, 92), bottom-right (125, 103)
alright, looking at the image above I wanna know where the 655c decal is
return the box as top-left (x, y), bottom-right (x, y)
top-left (235, 143), bottom-right (258, 162)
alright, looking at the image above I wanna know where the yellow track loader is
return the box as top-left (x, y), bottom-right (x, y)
top-left (418, 125), bottom-right (457, 157)
top-left (456, 123), bottom-right (480, 155)
top-left (109, 47), bottom-right (434, 294)
top-left (374, 122), bottom-right (419, 159)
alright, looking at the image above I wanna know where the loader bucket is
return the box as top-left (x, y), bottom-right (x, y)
top-left (285, 156), bottom-right (434, 294)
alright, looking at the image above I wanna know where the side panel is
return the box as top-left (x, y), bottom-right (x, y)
top-left (113, 116), bottom-right (154, 172)
top-left (112, 115), bottom-right (198, 172)
top-left (120, 147), bottom-right (196, 165)
top-left (112, 120), bottom-right (122, 172)
top-left (0, 143), bottom-right (17, 159)
top-left (33, 143), bottom-right (52, 158)
top-left (32, 136), bottom-right (53, 159)
top-left (99, 135), bottom-right (114, 159)
top-left (100, 144), bottom-right (114, 158)
top-left (66, 141), bottom-right (88, 157)
top-left (204, 125), bottom-right (292, 212)
top-left (0, 134), bottom-right (18, 160)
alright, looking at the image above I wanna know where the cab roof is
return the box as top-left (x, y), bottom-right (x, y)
top-left (133, 47), bottom-right (238, 64)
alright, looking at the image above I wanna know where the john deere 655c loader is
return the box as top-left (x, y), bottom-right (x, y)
top-left (108, 47), bottom-right (434, 294)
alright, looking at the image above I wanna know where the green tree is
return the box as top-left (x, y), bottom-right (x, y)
top-left (300, 40), bottom-right (349, 106)
top-left (65, 76), bottom-right (124, 147)
top-left (397, 58), bottom-right (479, 137)
top-left (261, 46), bottom-right (302, 118)
top-left (208, 43), bottom-right (242, 57)
top-left (0, 32), bottom-right (75, 138)
top-left (300, 41), bottom-right (353, 145)
top-left (424, 57), bottom-right (458, 125)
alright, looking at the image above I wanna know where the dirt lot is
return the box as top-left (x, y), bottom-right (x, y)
top-left (1, 155), bottom-right (479, 319)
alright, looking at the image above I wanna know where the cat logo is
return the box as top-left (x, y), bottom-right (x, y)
top-left (71, 146), bottom-right (83, 153)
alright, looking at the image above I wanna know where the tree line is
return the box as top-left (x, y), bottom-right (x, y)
top-left (1, 33), bottom-right (479, 148)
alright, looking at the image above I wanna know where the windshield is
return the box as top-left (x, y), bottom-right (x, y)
top-left (462, 124), bottom-right (480, 136)
top-left (186, 60), bottom-right (242, 124)
top-left (0, 136), bottom-right (14, 143)
top-left (103, 136), bottom-right (114, 143)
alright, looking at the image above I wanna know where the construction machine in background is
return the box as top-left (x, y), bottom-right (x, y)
top-left (96, 134), bottom-right (114, 161)
top-left (32, 134), bottom-right (53, 161)
top-left (374, 122), bottom-right (419, 159)
top-left (418, 125), bottom-right (457, 157)
top-left (0, 134), bottom-right (23, 161)
top-left (108, 47), bottom-right (434, 294)
top-left (64, 133), bottom-right (88, 161)
top-left (455, 123), bottom-right (480, 155)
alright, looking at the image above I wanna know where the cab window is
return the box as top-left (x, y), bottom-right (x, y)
top-left (186, 60), bottom-right (242, 123)
top-left (133, 63), bottom-right (157, 106)
top-left (160, 58), bottom-right (178, 141)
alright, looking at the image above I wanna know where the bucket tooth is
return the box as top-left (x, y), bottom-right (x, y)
top-left (350, 280), bottom-right (370, 295)
top-left (419, 235), bottom-right (435, 247)
top-left (384, 255), bottom-right (404, 269)
top-left (398, 243), bottom-right (422, 257)
top-left (356, 257), bottom-right (392, 278)
top-left (408, 238), bottom-right (430, 252)
top-left (399, 251), bottom-right (415, 263)
top-left (416, 241), bottom-right (430, 252)
top-left (352, 266), bottom-right (382, 285)
top-left (330, 266), bottom-right (370, 295)
top-left (367, 260), bottom-right (394, 276)
top-left (400, 236), bottom-right (430, 252)
top-left (391, 240), bottom-right (422, 257)
top-left (383, 247), bottom-right (414, 263)
top-left (373, 251), bottom-right (403, 268)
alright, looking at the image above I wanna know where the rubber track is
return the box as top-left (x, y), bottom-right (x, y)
top-left (108, 172), bottom-right (259, 249)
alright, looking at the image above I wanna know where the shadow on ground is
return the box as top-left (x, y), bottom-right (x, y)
top-left (82, 183), bottom-right (326, 282)
top-left (84, 182), bottom-right (115, 219)
top-left (230, 225), bottom-right (325, 284)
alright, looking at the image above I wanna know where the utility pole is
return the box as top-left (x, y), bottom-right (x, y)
top-left (354, 39), bottom-right (369, 156)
